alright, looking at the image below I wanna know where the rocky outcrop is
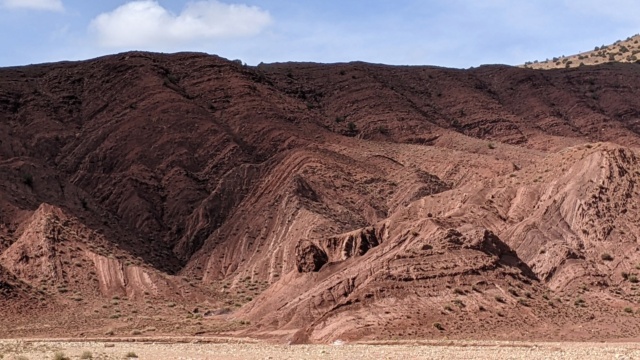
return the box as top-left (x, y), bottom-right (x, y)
top-left (295, 240), bottom-right (328, 273)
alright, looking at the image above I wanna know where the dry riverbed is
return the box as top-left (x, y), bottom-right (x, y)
top-left (1, 339), bottom-right (640, 359)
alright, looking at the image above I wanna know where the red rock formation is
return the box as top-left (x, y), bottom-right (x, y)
top-left (1, 52), bottom-right (640, 341)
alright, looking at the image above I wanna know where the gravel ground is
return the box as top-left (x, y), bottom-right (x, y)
top-left (1, 339), bottom-right (639, 359)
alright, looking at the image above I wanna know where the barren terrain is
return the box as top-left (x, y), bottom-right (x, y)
top-left (2, 51), bottom-right (640, 344)
top-left (1, 339), bottom-right (640, 360)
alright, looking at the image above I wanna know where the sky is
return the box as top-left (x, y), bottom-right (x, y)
top-left (1, 0), bottom-right (639, 68)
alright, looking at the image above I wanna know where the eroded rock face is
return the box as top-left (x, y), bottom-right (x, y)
top-left (6, 52), bottom-right (640, 342)
top-left (296, 240), bottom-right (328, 273)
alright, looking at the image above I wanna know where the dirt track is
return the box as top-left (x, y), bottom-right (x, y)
top-left (1, 339), bottom-right (639, 360)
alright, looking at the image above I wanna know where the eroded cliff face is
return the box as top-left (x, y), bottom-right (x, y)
top-left (2, 52), bottom-right (640, 341)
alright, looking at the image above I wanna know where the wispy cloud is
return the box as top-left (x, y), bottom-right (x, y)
top-left (1, 0), bottom-right (64, 12)
top-left (89, 0), bottom-right (272, 49)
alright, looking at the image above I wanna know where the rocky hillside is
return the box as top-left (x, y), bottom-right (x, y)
top-left (524, 34), bottom-right (640, 69)
top-left (2, 52), bottom-right (640, 342)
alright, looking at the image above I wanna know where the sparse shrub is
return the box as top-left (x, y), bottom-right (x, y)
top-left (508, 288), bottom-right (520, 297)
top-left (495, 295), bottom-right (506, 303)
top-left (347, 121), bottom-right (357, 133)
top-left (630, 275), bottom-right (639, 284)
top-left (601, 253), bottom-right (614, 261)
top-left (444, 305), bottom-right (453, 312)
top-left (335, 116), bottom-right (345, 123)
top-left (53, 352), bottom-right (70, 360)
top-left (574, 298), bottom-right (586, 307)
top-left (433, 322), bottom-right (444, 331)
top-left (167, 302), bottom-right (176, 308)
top-left (487, 142), bottom-right (496, 149)
top-left (453, 288), bottom-right (465, 295)
top-left (624, 307), bottom-right (634, 313)
top-left (125, 352), bottom-right (138, 359)
top-left (80, 351), bottom-right (93, 359)
top-left (452, 299), bottom-right (465, 308)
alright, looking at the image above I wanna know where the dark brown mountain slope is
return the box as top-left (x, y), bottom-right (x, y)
top-left (1, 52), bottom-right (640, 341)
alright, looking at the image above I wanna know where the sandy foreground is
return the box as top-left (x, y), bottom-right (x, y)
top-left (1, 339), bottom-right (640, 360)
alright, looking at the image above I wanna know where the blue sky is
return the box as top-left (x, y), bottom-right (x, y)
top-left (1, 0), bottom-right (639, 68)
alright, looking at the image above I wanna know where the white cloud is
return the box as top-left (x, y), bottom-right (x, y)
top-left (89, 0), bottom-right (272, 48)
top-left (1, 0), bottom-right (63, 11)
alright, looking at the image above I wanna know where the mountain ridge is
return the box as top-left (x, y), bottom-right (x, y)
top-left (2, 52), bottom-right (640, 341)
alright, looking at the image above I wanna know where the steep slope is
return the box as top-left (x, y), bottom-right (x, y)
top-left (237, 143), bottom-right (640, 342)
top-left (2, 52), bottom-right (640, 341)
top-left (240, 222), bottom-right (572, 343)
top-left (259, 61), bottom-right (640, 149)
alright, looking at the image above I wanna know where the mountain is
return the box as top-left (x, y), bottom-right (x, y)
top-left (524, 34), bottom-right (640, 69)
top-left (2, 51), bottom-right (640, 341)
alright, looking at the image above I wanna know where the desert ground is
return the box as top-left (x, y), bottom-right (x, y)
top-left (1, 339), bottom-right (640, 360)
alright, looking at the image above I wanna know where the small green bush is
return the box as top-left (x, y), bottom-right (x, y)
top-left (433, 322), bottom-right (444, 331)
top-left (601, 253), bottom-right (614, 261)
